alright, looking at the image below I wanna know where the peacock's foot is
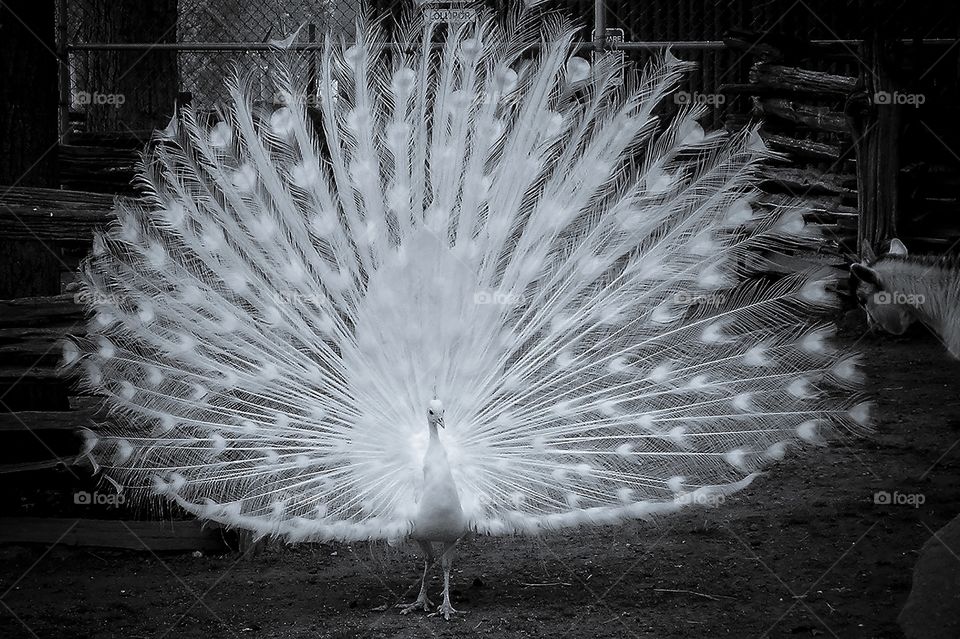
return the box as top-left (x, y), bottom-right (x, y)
top-left (397, 595), bottom-right (434, 615)
top-left (428, 601), bottom-right (461, 621)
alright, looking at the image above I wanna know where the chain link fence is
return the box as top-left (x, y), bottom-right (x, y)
top-left (63, 0), bottom-right (361, 134)
top-left (61, 0), bottom-right (946, 135)
top-left (175, 0), bottom-right (358, 108)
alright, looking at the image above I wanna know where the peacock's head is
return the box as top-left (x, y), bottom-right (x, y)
top-left (427, 399), bottom-right (445, 429)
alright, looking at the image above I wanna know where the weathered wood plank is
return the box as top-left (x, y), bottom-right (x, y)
top-left (761, 193), bottom-right (859, 217)
top-left (58, 143), bottom-right (140, 193)
top-left (0, 294), bottom-right (84, 380)
top-left (0, 455), bottom-right (82, 474)
top-left (759, 166), bottom-right (857, 196)
top-left (0, 294), bottom-right (84, 327)
top-left (756, 98), bottom-right (850, 134)
top-left (0, 186), bottom-right (121, 241)
top-left (0, 409), bottom-right (94, 431)
top-left (762, 133), bottom-right (843, 161)
top-left (0, 366), bottom-right (61, 380)
top-left (0, 329), bottom-right (76, 359)
top-left (750, 64), bottom-right (857, 95)
top-left (0, 517), bottom-right (227, 551)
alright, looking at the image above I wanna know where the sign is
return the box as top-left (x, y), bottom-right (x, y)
top-left (419, 0), bottom-right (478, 25)
top-left (424, 6), bottom-right (478, 24)
top-left (590, 28), bottom-right (627, 86)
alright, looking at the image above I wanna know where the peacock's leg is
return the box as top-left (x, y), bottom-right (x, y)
top-left (428, 540), bottom-right (461, 620)
top-left (398, 540), bottom-right (434, 614)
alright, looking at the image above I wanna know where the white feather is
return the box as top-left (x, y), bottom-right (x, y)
top-left (63, 8), bottom-right (866, 547)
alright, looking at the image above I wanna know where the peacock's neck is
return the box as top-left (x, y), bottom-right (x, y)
top-left (414, 418), bottom-right (465, 542)
top-left (425, 422), bottom-right (451, 468)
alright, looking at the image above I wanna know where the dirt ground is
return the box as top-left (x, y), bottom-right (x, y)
top-left (2, 322), bottom-right (959, 639)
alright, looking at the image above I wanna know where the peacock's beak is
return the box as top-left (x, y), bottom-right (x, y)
top-left (437, 416), bottom-right (445, 429)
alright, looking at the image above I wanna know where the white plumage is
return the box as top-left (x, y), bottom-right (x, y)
top-left (64, 6), bottom-right (870, 618)
top-left (852, 238), bottom-right (960, 358)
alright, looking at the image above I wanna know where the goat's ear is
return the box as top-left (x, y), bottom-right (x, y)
top-left (888, 238), bottom-right (908, 256)
top-left (850, 263), bottom-right (882, 286)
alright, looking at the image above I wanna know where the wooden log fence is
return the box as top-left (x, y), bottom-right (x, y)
top-left (720, 31), bottom-right (860, 259)
top-left (0, 186), bottom-right (119, 241)
top-left (749, 64), bottom-right (858, 95)
top-left (0, 293), bottom-right (87, 381)
top-left (0, 409), bottom-right (95, 432)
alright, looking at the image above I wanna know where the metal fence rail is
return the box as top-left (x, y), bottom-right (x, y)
top-left (59, 0), bottom-right (949, 135)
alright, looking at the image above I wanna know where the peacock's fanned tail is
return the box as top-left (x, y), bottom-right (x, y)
top-left (64, 8), bottom-right (870, 542)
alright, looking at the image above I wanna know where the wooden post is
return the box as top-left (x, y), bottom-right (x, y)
top-left (0, 1), bottom-right (59, 187)
top-left (0, 1), bottom-right (64, 304)
top-left (57, 0), bottom-right (70, 142)
top-left (852, 23), bottom-right (901, 257)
